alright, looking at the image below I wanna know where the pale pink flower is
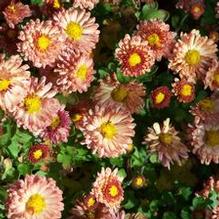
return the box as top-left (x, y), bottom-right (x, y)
top-left (17, 19), bottom-right (66, 68)
top-left (73, 0), bottom-right (99, 10)
top-left (6, 175), bottom-right (64, 219)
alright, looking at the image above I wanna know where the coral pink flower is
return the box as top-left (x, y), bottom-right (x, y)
top-left (73, 0), bottom-right (99, 10)
top-left (79, 105), bottom-right (135, 158)
top-left (6, 175), bottom-right (64, 219)
top-left (91, 168), bottom-right (124, 211)
top-left (0, 54), bottom-right (30, 112)
top-left (55, 49), bottom-right (95, 94)
top-left (3, 1), bottom-right (32, 29)
top-left (40, 108), bottom-right (71, 144)
top-left (17, 19), bottom-right (66, 68)
top-left (53, 7), bottom-right (100, 53)
top-left (143, 118), bottom-right (189, 169)
top-left (28, 144), bottom-right (50, 163)
top-left (135, 20), bottom-right (176, 60)
top-left (13, 77), bottom-right (61, 136)
top-left (115, 34), bottom-right (155, 77)
top-left (168, 29), bottom-right (217, 83)
top-left (151, 86), bottom-right (172, 109)
top-left (172, 78), bottom-right (195, 103)
top-left (94, 75), bottom-right (146, 114)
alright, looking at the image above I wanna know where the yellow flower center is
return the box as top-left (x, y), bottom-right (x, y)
top-left (51, 116), bottom-right (60, 129)
top-left (24, 95), bottom-right (42, 114)
top-left (128, 52), bottom-right (141, 67)
top-left (134, 176), bottom-right (144, 187)
top-left (87, 197), bottom-right (96, 208)
top-left (75, 65), bottom-right (88, 81)
top-left (180, 84), bottom-right (192, 97)
top-left (8, 4), bottom-right (16, 13)
top-left (72, 113), bottom-right (83, 122)
top-left (109, 185), bottom-right (119, 197)
top-left (33, 149), bottom-right (43, 160)
top-left (147, 33), bottom-right (160, 47)
top-left (214, 72), bottom-right (219, 86)
top-left (155, 92), bottom-right (165, 104)
top-left (26, 194), bottom-right (46, 215)
top-left (53, 0), bottom-right (60, 8)
top-left (185, 49), bottom-right (201, 65)
top-left (192, 5), bottom-right (201, 13)
top-left (65, 22), bottom-right (83, 41)
top-left (100, 122), bottom-right (117, 139)
top-left (205, 130), bottom-right (219, 147)
top-left (0, 79), bottom-right (10, 91)
top-left (159, 133), bottom-right (173, 145)
top-left (111, 86), bottom-right (128, 102)
top-left (199, 99), bottom-right (215, 112)
top-left (37, 35), bottom-right (51, 51)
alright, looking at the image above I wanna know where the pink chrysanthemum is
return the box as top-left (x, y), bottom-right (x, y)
top-left (28, 144), bottom-right (50, 163)
top-left (143, 118), bottom-right (189, 169)
top-left (91, 168), bottom-right (124, 211)
top-left (3, 1), bottom-right (32, 29)
top-left (94, 75), bottom-right (146, 114)
top-left (168, 29), bottom-right (218, 83)
top-left (55, 49), bottom-right (95, 94)
top-left (204, 59), bottom-right (219, 91)
top-left (6, 175), bottom-right (64, 219)
top-left (13, 76), bottom-right (61, 136)
top-left (115, 34), bottom-right (155, 77)
top-left (135, 20), bottom-right (176, 61)
top-left (40, 108), bottom-right (71, 144)
top-left (172, 78), bottom-right (195, 103)
top-left (79, 105), bottom-right (135, 158)
top-left (17, 19), bottom-right (66, 68)
top-left (73, 0), bottom-right (99, 10)
top-left (53, 7), bottom-right (100, 53)
top-left (216, 2), bottom-right (219, 18)
top-left (0, 54), bottom-right (30, 112)
top-left (151, 86), bottom-right (172, 109)
top-left (189, 122), bottom-right (219, 164)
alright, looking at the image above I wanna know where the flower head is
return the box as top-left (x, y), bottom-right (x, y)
top-left (115, 34), bottom-right (155, 77)
top-left (6, 175), bottom-right (64, 219)
top-left (28, 144), bottom-right (50, 163)
top-left (73, 0), bottom-right (99, 10)
top-left (17, 19), bottom-right (66, 68)
top-left (143, 118), bottom-right (189, 169)
top-left (131, 175), bottom-right (147, 189)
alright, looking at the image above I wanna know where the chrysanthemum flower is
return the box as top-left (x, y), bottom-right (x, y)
top-left (3, 2), bottom-right (32, 29)
top-left (17, 19), bottom-right (66, 68)
top-left (28, 144), bottom-right (50, 163)
top-left (151, 86), bottom-right (172, 109)
top-left (91, 168), bottom-right (124, 211)
top-left (172, 78), bottom-right (195, 103)
top-left (40, 108), bottom-right (71, 144)
top-left (79, 105), bottom-right (135, 158)
top-left (0, 54), bottom-right (30, 112)
top-left (143, 118), bottom-right (189, 169)
top-left (94, 75), bottom-right (146, 114)
top-left (209, 31), bottom-right (219, 43)
top-left (73, 0), bottom-right (99, 10)
top-left (6, 175), bottom-right (64, 219)
top-left (13, 77), bottom-right (61, 136)
top-left (53, 7), bottom-right (100, 52)
top-left (55, 49), bottom-right (95, 94)
top-left (115, 34), bottom-right (155, 77)
top-left (135, 20), bottom-right (176, 61)
top-left (168, 29), bottom-right (218, 83)
top-left (131, 175), bottom-right (147, 189)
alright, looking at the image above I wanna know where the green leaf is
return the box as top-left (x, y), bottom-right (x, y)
top-left (178, 187), bottom-right (193, 201)
top-left (31, 0), bottom-right (43, 5)
top-left (118, 168), bottom-right (127, 180)
top-left (192, 196), bottom-right (207, 209)
top-left (181, 208), bottom-right (191, 219)
top-left (162, 212), bottom-right (177, 219)
top-left (17, 163), bottom-right (31, 176)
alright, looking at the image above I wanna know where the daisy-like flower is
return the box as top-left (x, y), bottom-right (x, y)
top-left (131, 175), bottom-right (147, 189)
top-left (79, 105), bottom-right (135, 158)
top-left (94, 75), bottom-right (146, 114)
top-left (3, 1), bottom-right (32, 29)
top-left (6, 175), bottom-right (64, 219)
top-left (216, 2), bottom-right (219, 18)
top-left (40, 108), bottom-right (71, 144)
top-left (189, 122), bottom-right (219, 164)
top-left (143, 118), bottom-right (189, 169)
top-left (115, 34), bottom-right (155, 77)
top-left (13, 76), bottom-right (61, 136)
top-left (28, 144), bottom-right (50, 163)
top-left (53, 7), bottom-right (100, 53)
top-left (135, 20), bottom-right (176, 61)
top-left (172, 78), bottom-right (195, 103)
top-left (151, 86), bottom-right (172, 109)
top-left (91, 167), bottom-right (124, 211)
top-left (17, 19), bottom-right (66, 68)
top-left (73, 0), bottom-right (99, 10)
top-left (55, 49), bottom-right (95, 94)
top-left (204, 59), bottom-right (219, 91)
top-left (168, 29), bottom-right (218, 83)
top-left (0, 54), bottom-right (30, 112)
